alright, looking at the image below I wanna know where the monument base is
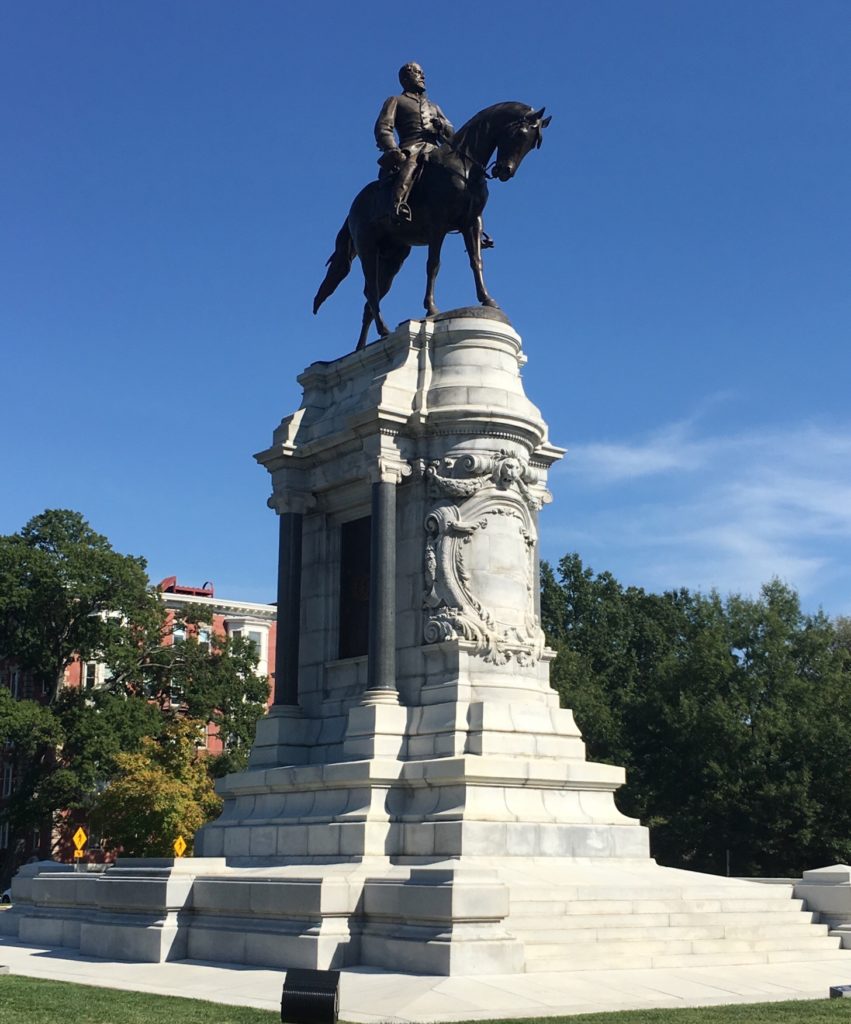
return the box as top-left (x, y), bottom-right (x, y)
top-left (5, 855), bottom-right (846, 975)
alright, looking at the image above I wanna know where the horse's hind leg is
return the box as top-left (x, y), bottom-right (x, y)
top-left (360, 243), bottom-right (391, 339)
top-left (380, 242), bottom-right (410, 308)
top-left (356, 304), bottom-right (374, 351)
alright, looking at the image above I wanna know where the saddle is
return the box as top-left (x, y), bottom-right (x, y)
top-left (376, 147), bottom-right (432, 180)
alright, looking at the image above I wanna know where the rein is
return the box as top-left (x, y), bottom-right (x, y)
top-left (444, 115), bottom-right (533, 182)
top-left (449, 144), bottom-right (494, 180)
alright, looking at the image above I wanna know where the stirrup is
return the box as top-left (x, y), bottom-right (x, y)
top-left (395, 201), bottom-right (412, 222)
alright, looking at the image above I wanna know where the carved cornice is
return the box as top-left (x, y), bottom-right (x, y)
top-left (267, 490), bottom-right (316, 515)
top-left (161, 592), bottom-right (276, 621)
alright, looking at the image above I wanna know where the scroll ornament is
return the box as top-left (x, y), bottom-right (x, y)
top-left (422, 451), bottom-right (548, 665)
top-left (423, 450), bottom-right (550, 511)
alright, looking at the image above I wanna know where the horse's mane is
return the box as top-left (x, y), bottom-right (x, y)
top-left (450, 102), bottom-right (533, 154)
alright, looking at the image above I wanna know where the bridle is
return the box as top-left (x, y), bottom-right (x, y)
top-left (446, 115), bottom-right (543, 182)
top-left (445, 141), bottom-right (495, 181)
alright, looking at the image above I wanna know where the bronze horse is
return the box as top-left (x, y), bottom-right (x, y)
top-left (313, 102), bottom-right (551, 350)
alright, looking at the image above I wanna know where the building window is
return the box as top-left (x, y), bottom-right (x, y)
top-left (173, 625), bottom-right (186, 644)
top-left (2, 762), bottom-right (12, 797)
top-left (198, 628), bottom-right (210, 650)
top-left (84, 663), bottom-right (97, 688)
top-left (11, 671), bottom-right (20, 699)
top-left (0, 821), bottom-right (9, 850)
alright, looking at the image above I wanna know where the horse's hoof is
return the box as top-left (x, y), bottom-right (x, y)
top-left (481, 298), bottom-right (500, 308)
top-left (425, 306), bottom-right (439, 317)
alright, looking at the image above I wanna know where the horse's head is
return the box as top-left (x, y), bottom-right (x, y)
top-left (492, 106), bottom-right (552, 182)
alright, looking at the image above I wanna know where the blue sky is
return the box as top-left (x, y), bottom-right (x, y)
top-left (2, 1), bottom-right (850, 614)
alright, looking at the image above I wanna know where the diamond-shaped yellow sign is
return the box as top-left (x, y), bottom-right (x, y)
top-left (72, 827), bottom-right (87, 850)
top-left (173, 835), bottom-right (187, 858)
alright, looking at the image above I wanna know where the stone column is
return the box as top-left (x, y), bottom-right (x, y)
top-left (367, 479), bottom-right (396, 695)
top-left (244, 492), bottom-right (313, 769)
top-left (360, 458), bottom-right (408, 707)
top-left (266, 490), bottom-right (313, 712)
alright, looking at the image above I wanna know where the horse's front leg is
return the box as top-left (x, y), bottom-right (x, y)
top-left (424, 236), bottom-right (445, 316)
top-left (462, 216), bottom-right (498, 308)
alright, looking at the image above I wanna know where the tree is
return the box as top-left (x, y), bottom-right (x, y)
top-left (44, 688), bottom-right (165, 819)
top-left (117, 611), bottom-right (268, 777)
top-left (90, 718), bottom-right (222, 857)
top-left (542, 554), bottom-right (851, 877)
top-left (0, 687), bottom-right (63, 881)
top-left (0, 510), bottom-right (154, 704)
top-left (0, 509), bottom-right (271, 881)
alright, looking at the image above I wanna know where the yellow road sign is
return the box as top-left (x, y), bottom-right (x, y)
top-left (173, 836), bottom-right (187, 857)
top-left (73, 849), bottom-right (84, 860)
top-left (72, 827), bottom-right (87, 850)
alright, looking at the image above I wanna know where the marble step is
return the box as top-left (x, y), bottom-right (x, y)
top-left (508, 909), bottom-right (815, 933)
top-left (526, 933), bottom-right (839, 958)
top-left (508, 896), bottom-right (805, 918)
top-left (513, 922), bottom-right (828, 944)
top-left (654, 946), bottom-right (851, 968)
top-left (525, 942), bottom-right (850, 974)
top-left (666, 910), bottom-right (815, 927)
top-left (510, 884), bottom-right (795, 903)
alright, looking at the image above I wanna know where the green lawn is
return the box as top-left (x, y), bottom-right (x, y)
top-left (1, 976), bottom-right (276, 1024)
top-left (3, 975), bottom-right (851, 1024)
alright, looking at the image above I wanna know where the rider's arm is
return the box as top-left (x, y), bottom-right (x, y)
top-left (433, 104), bottom-right (454, 141)
top-left (374, 96), bottom-right (400, 152)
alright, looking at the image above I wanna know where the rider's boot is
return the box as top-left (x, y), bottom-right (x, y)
top-left (391, 157), bottom-right (417, 222)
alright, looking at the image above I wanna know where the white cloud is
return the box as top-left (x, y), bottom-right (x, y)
top-left (570, 420), bottom-right (718, 483)
top-left (547, 415), bottom-right (851, 612)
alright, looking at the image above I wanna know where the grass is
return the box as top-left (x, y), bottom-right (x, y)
top-left (3, 975), bottom-right (851, 1024)
top-left (0, 976), bottom-right (278, 1023)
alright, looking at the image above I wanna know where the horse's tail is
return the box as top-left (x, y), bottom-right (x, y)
top-left (313, 220), bottom-right (355, 314)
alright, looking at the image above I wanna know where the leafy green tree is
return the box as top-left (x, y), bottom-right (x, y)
top-left (90, 718), bottom-right (222, 857)
top-left (0, 685), bottom-right (163, 883)
top-left (0, 509), bottom-right (271, 880)
top-left (542, 554), bottom-right (851, 877)
top-left (0, 688), bottom-right (63, 882)
top-left (45, 689), bottom-right (165, 818)
top-left (0, 510), bottom-right (154, 704)
top-left (118, 613), bottom-right (268, 776)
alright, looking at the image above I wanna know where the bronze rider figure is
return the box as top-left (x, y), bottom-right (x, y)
top-left (374, 62), bottom-right (454, 222)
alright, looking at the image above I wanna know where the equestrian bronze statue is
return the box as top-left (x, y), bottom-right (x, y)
top-left (313, 81), bottom-right (551, 351)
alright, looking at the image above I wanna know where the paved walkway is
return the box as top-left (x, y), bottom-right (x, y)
top-left (2, 935), bottom-right (851, 1022)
